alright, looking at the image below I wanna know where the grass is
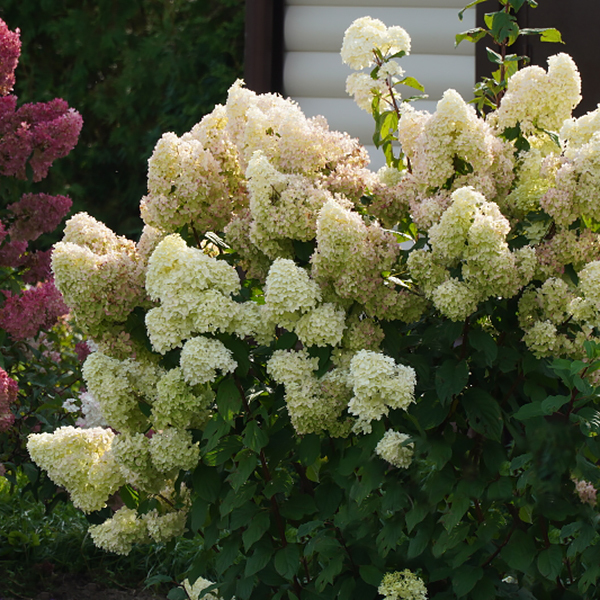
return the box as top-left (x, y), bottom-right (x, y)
top-left (0, 472), bottom-right (200, 598)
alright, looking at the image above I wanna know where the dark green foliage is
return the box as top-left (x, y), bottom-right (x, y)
top-left (0, 0), bottom-right (244, 237)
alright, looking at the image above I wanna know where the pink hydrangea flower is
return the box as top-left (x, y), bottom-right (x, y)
top-left (8, 193), bottom-right (72, 242)
top-left (0, 19), bottom-right (21, 97)
top-left (21, 249), bottom-right (53, 284)
top-left (0, 98), bottom-right (83, 181)
top-left (0, 279), bottom-right (68, 341)
top-left (0, 366), bottom-right (18, 432)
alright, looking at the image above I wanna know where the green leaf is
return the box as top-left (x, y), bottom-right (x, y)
top-left (520, 27), bottom-right (563, 43)
top-left (469, 329), bottom-right (498, 366)
top-left (463, 388), bottom-right (503, 442)
top-left (167, 588), bottom-right (188, 600)
top-left (405, 504), bottom-right (429, 534)
top-left (455, 28), bottom-right (487, 46)
top-left (485, 11), bottom-right (519, 45)
top-left (192, 464), bottom-right (222, 503)
top-left (508, 0), bottom-right (526, 10)
top-left (435, 359), bottom-right (469, 405)
top-left (280, 494), bottom-right (317, 520)
top-left (458, 0), bottom-right (488, 20)
top-left (315, 554), bottom-right (344, 591)
top-left (537, 545), bottom-right (563, 580)
top-left (486, 47), bottom-right (504, 65)
top-left (541, 394), bottom-right (570, 415)
top-left (245, 538), bottom-right (274, 577)
top-left (119, 484), bottom-right (139, 509)
top-left (514, 401), bottom-right (544, 420)
top-left (190, 498), bottom-right (208, 533)
top-left (220, 482), bottom-right (257, 516)
top-left (442, 496), bottom-right (471, 532)
top-left (274, 544), bottom-right (301, 580)
top-left (376, 517), bottom-right (405, 556)
top-left (216, 378), bottom-right (242, 424)
top-left (298, 434), bottom-right (321, 466)
top-left (228, 450), bottom-right (257, 493)
top-left (243, 510), bottom-right (270, 551)
top-left (452, 565), bottom-right (483, 598)
top-left (243, 420), bottom-right (269, 453)
top-left (500, 529), bottom-right (535, 572)
top-left (215, 536), bottom-right (242, 576)
top-left (398, 76), bottom-right (425, 93)
top-left (359, 565), bottom-right (383, 587)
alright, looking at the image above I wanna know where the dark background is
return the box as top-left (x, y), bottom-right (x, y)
top-left (0, 0), bottom-right (245, 238)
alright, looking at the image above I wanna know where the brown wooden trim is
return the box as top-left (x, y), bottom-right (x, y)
top-left (244, 0), bottom-right (284, 94)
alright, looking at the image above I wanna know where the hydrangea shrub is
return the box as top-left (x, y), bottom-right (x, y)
top-left (27, 7), bottom-right (600, 600)
top-left (0, 18), bottom-right (84, 485)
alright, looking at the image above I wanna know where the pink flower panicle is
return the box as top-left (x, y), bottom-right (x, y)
top-left (0, 366), bottom-right (18, 432)
top-left (0, 98), bottom-right (83, 181)
top-left (21, 249), bottom-right (53, 284)
top-left (0, 19), bottom-right (21, 97)
top-left (0, 279), bottom-right (68, 341)
top-left (8, 193), bottom-right (72, 242)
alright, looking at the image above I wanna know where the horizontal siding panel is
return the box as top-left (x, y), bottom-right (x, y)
top-left (288, 0), bottom-right (469, 6)
top-left (285, 51), bottom-right (475, 100)
top-left (284, 6), bottom-right (475, 55)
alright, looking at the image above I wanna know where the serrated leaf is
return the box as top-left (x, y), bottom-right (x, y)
top-left (435, 359), bottom-right (469, 405)
top-left (245, 538), bottom-right (274, 577)
top-left (243, 420), bottom-right (268, 453)
top-left (442, 496), bottom-right (471, 532)
top-left (500, 529), bottom-right (535, 572)
top-left (452, 565), bottom-right (483, 597)
top-left (274, 544), bottom-right (300, 580)
top-left (216, 378), bottom-right (242, 424)
top-left (359, 565), bottom-right (383, 587)
top-left (243, 510), bottom-right (270, 551)
top-left (537, 545), bottom-right (563, 580)
top-left (192, 464), bottom-right (222, 503)
top-left (463, 388), bottom-right (503, 442)
top-left (541, 394), bottom-right (570, 415)
top-left (228, 450), bottom-right (257, 493)
top-left (455, 28), bottom-right (487, 46)
top-left (469, 329), bottom-right (498, 366)
top-left (315, 555), bottom-right (344, 592)
top-left (514, 401), bottom-right (544, 420)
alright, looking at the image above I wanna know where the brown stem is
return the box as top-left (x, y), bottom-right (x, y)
top-left (482, 522), bottom-right (516, 568)
top-left (474, 499), bottom-right (485, 524)
top-left (190, 222), bottom-right (202, 248)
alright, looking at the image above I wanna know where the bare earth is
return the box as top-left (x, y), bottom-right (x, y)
top-left (1, 573), bottom-right (170, 600)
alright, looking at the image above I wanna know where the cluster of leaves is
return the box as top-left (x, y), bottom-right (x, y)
top-left (0, 472), bottom-right (198, 596)
top-left (0, 0), bottom-right (245, 238)
top-left (456, 0), bottom-right (563, 113)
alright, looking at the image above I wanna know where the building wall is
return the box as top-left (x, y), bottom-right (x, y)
top-left (283, 0), bottom-right (476, 170)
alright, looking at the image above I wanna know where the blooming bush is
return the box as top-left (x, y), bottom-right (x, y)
top-left (0, 18), bottom-right (84, 484)
top-left (27, 4), bottom-right (600, 600)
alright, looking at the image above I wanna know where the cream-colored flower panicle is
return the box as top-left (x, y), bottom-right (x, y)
top-left (341, 16), bottom-right (410, 71)
top-left (27, 427), bottom-right (125, 513)
top-left (376, 430), bottom-right (414, 469)
top-left (379, 570), bottom-right (428, 600)
top-left (348, 350), bottom-right (416, 434)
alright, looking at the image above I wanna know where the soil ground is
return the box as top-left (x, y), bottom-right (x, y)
top-left (0, 572), bottom-right (170, 600)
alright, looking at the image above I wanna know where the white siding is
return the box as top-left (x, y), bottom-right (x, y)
top-left (283, 1), bottom-right (476, 170)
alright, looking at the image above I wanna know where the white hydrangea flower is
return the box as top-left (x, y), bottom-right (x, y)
top-left (348, 350), bottom-right (416, 433)
top-left (294, 303), bottom-right (347, 347)
top-left (183, 577), bottom-right (225, 600)
top-left (376, 430), bottom-right (414, 468)
top-left (143, 508), bottom-right (188, 543)
top-left (27, 427), bottom-right (125, 513)
top-left (264, 258), bottom-right (321, 327)
top-left (578, 261), bottom-right (600, 309)
top-left (378, 569), bottom-right (428, 600)
top-left (88, 507), bottom-right (149, 555)
top-left (180, 336), bottom-right (237, 385)
top-left (341, 16), bottom-right (388, 70)
top-left (149, 427), bottom-right (200, 474)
